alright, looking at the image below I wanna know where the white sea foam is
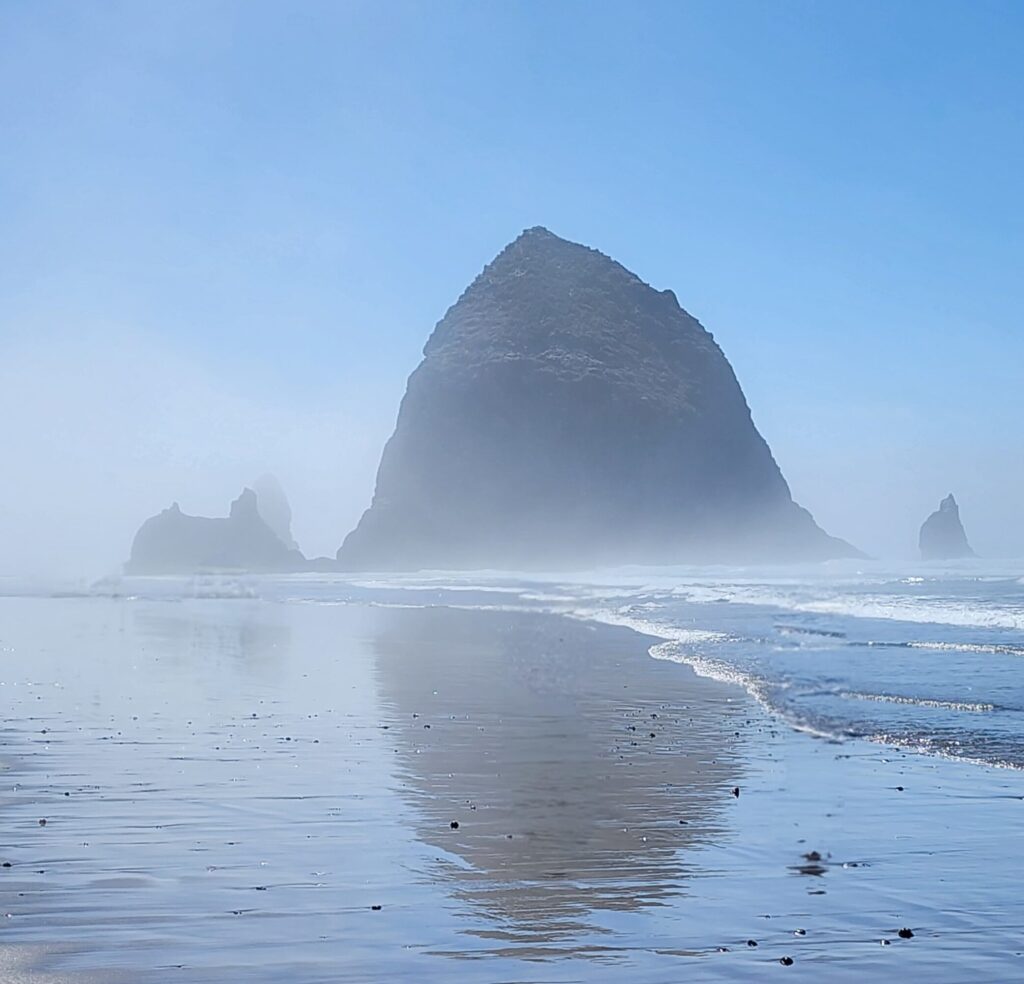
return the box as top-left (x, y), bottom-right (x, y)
top-left (839, 691), bottom-right (996, 713)
top-left (569, 606), bottom-right (731, 646)
top-left (906, 640), bottom-right (1024, 657)
top-left (668, 581), bottom-right (1024, 631)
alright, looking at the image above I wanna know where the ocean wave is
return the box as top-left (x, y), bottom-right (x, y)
top-left (775, 624), bottom-right (847, 639)
top-left (570, 607), bottom-right (732, 646)
top-left (906, 640), bottom-right (1024, 657)
top-left (839, 691), bottom-right (997, 713)
top-left (861, 732), bottom-right (1024, 771)
top-left (671, 582), bottom-right (1024, 631)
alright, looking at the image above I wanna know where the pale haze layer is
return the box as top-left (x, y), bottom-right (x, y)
top-left (1, 0), bottom-right (1023, 576)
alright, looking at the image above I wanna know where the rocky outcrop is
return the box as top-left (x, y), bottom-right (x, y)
top-left (920, 494), bottom-right (975, 560)
top-left (126, 488), bottom-right (307, 574)
top-left (338, 226), bottom-right (858, 570)
top-left (252, 474), bottom-right (299, 549)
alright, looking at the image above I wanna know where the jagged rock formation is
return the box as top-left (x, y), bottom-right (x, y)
top-left (126, 488), bottom-right (307, 574)
top-left (252, 474), bottom-right (299, 549)
top-left (338, 226), bottom-right (858, 570)
top-left (920, 494), bottom-right (975, 560)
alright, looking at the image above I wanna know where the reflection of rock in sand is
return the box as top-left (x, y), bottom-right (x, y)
top-left (371, 607), bottom-right (744, 941)
top-left (129, 602), bottom-right (291, 672)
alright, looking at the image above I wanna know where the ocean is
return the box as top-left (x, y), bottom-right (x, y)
top-left (251, 560), bottom-right (1024, 771)
top-left (9, 561), bottom-right (1024, 773)
top-left (3, 564), bottom-right (1024, 981)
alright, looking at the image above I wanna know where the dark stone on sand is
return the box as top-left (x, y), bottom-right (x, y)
top-left (919, 494), bottom-right (975, 560)
top-left (796, 863), bottom-right (827, 876)
top-left (337, 227), bottom-right (860, 570)
top-left (898, 927), bottom-right (915, 939)
top-left (126, 488), bottom-right (310, 574)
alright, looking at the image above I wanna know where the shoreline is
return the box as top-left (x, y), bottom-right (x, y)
top-left (1, 592), bottom-right (1023, 979)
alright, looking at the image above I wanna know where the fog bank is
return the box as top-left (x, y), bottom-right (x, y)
top-left (0, 326), bottom-right (392, 578)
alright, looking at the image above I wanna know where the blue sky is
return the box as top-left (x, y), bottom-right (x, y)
top-left (1, 0), bottom-right (1022, 571)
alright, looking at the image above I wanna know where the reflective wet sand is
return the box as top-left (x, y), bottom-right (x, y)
top-left (371, 608), bottom-right (744, 944)
top-left (2, 591), bottom-right (1024, 981)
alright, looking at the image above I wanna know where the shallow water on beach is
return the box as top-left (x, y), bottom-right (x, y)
top-left (299, 561), bottom-right (1024, 769)
top-left (2, 572), bottom-right (1024, 981)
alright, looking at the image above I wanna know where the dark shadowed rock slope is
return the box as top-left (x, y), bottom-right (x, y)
top-left (127, 488), bottom-right (307, 574)
top-left (920, 494), bottom-right (975, 560)
top-left (338, 227), bottom-right (858, 570)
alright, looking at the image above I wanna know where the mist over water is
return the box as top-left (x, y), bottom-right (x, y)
top-left (4, 324), bottom-right (1023, 581)
top-left (4, 3), bottom-right (1024, 982)
top-left (0, 327), bottom-right (395, 579)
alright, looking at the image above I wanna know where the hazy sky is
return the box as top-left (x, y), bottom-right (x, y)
top-left (2, 0), bottom-right (1022, 575)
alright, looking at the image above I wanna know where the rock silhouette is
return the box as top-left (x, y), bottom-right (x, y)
top-left (126, 488), bottom-right (306, 574)
top-left (339, 226), bottom-right (857, 570)
top-left (920, 494), bottom-right (975, 560)
top-left (251, 474), bottom-right (299, 549)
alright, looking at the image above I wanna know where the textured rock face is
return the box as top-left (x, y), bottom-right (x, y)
top-left (338, 227), bottom-right (857, 570)
top-left (920, 494), bottom-right (975, 560)
top-left (127, 488), bottom-right (306, 574)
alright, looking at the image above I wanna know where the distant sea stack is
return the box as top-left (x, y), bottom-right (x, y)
top-left (919, 494), bottom-right (975, 560)
top-left (338, 227), bottom-right (858, 570)
top-left (127, 488), bottom-right (307, 574)
top-left (252, 473), bottom-right (299, 550)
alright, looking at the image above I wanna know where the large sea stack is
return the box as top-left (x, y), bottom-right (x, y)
top-left (338, 227), bottom-right (857, 570)
top-left (919, 494), bottom-right (975, 560)
top-left (127, 488), bottom-right (306, 574)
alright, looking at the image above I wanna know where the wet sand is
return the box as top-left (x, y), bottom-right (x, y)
top-left (2, 593), bottom-right (1024, 981)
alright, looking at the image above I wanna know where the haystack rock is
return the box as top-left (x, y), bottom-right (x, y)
top-left (126, 488), bottom-right (307, 574)
top-left (919, 494), bottom-right (975, 560)
top-left (338, 227), bottom-right (858, 570)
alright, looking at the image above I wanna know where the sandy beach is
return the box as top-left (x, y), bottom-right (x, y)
top-left (1, 588), bottom-right (1023, 982)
